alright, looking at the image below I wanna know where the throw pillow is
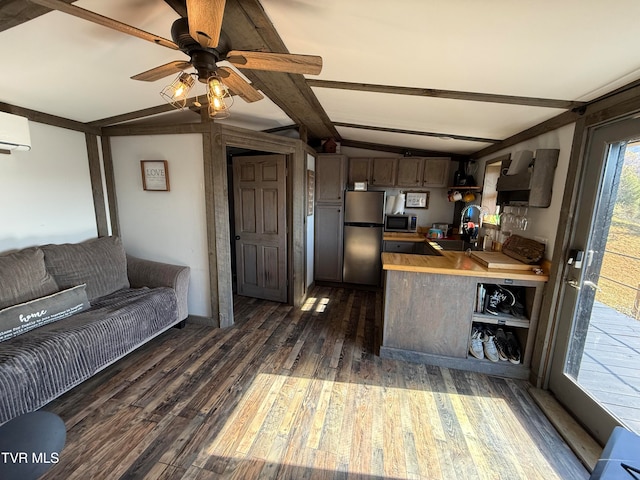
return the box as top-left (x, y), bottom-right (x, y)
top-left (41, 236), bottom-right (130, 302)
top-left (0, 284), bottom-right (90, 342)
top-left (0, 248), bottom-right (59, 309)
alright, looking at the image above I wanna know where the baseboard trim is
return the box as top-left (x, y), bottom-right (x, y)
top-left (529, 387), bottom-right (602, 472)
top-left (186, 314), bottom-right (219, 328)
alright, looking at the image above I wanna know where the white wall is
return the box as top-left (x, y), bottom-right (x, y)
top-left (477, 123), bottom-right (576, 259)
top-left (306, 152), bottom-right (315, 288)
top-left (110, 134), bottom-right (210, 317)
top-left (0, 122), bottom-right (97, 252)
top-left (339, 146), bottom-right (455, 230)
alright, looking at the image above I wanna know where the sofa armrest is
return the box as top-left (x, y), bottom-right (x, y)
top-left (126, 255), bottom-right (190, 321)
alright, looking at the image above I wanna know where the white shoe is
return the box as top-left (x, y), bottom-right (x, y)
top-left (483, 333), bottom-right (500, 362)
top-left (469, 326), bottom-right (484, 360)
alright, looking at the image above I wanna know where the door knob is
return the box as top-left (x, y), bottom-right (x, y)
top-left (235, 235), bottom-right (240, 240)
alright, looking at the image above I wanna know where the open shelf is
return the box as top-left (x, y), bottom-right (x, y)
top-left (472, 313), bottom-right (530, 328)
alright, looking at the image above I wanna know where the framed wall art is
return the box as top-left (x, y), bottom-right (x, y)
top-left (405, 191), bottom-right (429, 208)
top-left (141, 160), bottom-right (170, 191)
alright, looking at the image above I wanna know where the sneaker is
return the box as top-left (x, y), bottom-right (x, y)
top-left (494, 328), bottom-right (509, 361)
top-left (469, 325), bottom-right (484, 360)
top-left (509, 287), bottom-right (526, 317)
top-left (485, 285), bottom-right (516, 316)
top-left (506, 331), bottom-right (521, 364)
top-left (482, 330), bottom-right (500, 362)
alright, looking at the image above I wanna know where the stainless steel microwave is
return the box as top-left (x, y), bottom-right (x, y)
top-left (384, 214), bottom-right (418, 232)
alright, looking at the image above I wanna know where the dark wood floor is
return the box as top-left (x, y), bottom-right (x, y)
top-left (43, 285), bottom-right (589, 479)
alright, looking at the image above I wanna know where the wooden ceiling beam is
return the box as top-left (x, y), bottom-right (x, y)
top-left (0, 102), bottom-right (100, 135)
top-left (308, 79), bottom-right (586, 110)
top-left (0, 0), bottom-right (76, 33)
top-left (222, 0), bottom-right (338, 141)
top-left (334, 122), bottom-right (499, 144)
top-left (340, 139), bottom-right (468, 161)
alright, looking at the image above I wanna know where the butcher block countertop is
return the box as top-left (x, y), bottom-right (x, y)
top-left (382, 232), bottom-right (426, 242)
top-left (382, 250), bottom-right (549, 282)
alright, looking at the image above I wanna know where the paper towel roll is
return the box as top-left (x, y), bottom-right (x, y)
top-left (393, 194), bottom-right (405, 214)
top-left (386, 196), bottom-right (396, 214)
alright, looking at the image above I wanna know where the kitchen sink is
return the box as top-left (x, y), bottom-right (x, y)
top-left (412, 243), bottom-right (443, 256)
top-left (431, 239), bottom-right (479, 251)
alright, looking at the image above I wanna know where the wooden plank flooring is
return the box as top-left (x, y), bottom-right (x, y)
top-left (42, 285), bottom-right (589, 479)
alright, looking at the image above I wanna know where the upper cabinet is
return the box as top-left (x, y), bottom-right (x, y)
top-left (316, 154), bottom-right (347, 203)
top-left (396, 157), bottom-right (425, 187)
top-left (371, 158), bottom-right (398, 187)
top-left (346, 156), bottom-right (451, 188)
top-left (347, 157), bottom-right (372, 184)
top-left (422, 157), bottom-right (451, 187)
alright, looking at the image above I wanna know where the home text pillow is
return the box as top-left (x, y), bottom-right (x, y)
top-left (0, 284), bottom-right (90, 342)
top-left (41, 236), bottom-right (129, 302)
top-left (0, 248), bottom-right (59, 309)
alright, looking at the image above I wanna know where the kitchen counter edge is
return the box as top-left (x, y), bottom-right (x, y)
top-left (381, 251), bottom-right (549, 282)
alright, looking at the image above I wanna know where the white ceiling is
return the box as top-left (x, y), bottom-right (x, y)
top-left (2, 0), bottom-right (640, 155)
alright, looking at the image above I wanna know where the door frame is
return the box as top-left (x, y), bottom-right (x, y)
top-left (204, 123), bottom-right (309, 327)
top-left (532, 87), bottom-right (640, 391)
top-left (548, 115), bottom-right (640, 444)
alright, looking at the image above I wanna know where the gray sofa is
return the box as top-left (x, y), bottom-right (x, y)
top-left (0, 236), bottom-right (190, 425)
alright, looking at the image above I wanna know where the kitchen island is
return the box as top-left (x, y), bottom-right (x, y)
top-left (381, 249), bottom-right (548, 379)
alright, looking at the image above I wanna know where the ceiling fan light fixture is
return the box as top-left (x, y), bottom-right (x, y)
top-left (160, 72), bottom-right (195, 109)
top-left (207, 74), bottom-right (233, 119)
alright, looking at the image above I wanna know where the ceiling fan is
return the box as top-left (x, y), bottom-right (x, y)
top-left (29, 0), bottom-right (323, 116)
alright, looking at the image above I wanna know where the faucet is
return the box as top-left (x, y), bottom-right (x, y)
top-left (460, 205), bottom-right (488, 242)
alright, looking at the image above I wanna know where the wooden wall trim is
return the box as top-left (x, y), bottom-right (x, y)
top-left (0, 102), bottom-right (100, 135)
top-left (203, 126), bottom-right (225, 327)
top-left (471, 110), bottom-right (581, 159)
top-left (102, 122), bottom-right (210, 137)
top-left (100, 136), bottom-right (120, 237)
top-left (85, 133), bottom-right (109, 237)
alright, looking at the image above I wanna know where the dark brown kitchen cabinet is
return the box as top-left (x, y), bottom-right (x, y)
top-left (396, 157), bottom-right (425, 187)
top-left (315, 154), bottom-right (347, 282)
top-left (347, 157), bottom-right (372, 185)
top-left (315, 154), bottom-right (347, 203)
top-left (371, 158), bottom-right (397, 186)
top-left (422, 157), bottom-right (451, 187)
top-left (314, 204), bottom-right (344, 282)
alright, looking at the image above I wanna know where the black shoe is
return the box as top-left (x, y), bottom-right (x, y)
top-left (485, 285), bottom-right (515, 316)
top-left (506, 331), bottom-right (521, 364)
top-left (494, 328), bottom-right (509, 361)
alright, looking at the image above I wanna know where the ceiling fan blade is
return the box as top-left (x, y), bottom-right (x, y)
top-left (28, 0), bottom-right (178, 50)
top-left (131, 61), bottom-right (192, 82)
top-left (218, 67), bottom-right (263, 103)
top-left (226, 51), bottom-right (322, 75)
top-left (186, 0), bottom-right (225, 48)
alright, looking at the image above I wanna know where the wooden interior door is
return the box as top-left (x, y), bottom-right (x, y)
top-left (233, 154), bottom-right (287, 302)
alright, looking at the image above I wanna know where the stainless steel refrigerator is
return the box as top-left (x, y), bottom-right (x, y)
top-left (343, 190), bottom-right (386, 285)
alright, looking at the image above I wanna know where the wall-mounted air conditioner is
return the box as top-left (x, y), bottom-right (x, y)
top-left (0, 112), bottom-right (31, 152)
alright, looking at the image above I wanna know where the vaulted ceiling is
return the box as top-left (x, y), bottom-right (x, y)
top-left (2, 0), bottom-right (640, 158)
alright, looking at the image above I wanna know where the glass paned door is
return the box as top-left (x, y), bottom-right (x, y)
top-left (550, 116), bottom-right (640, 445)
